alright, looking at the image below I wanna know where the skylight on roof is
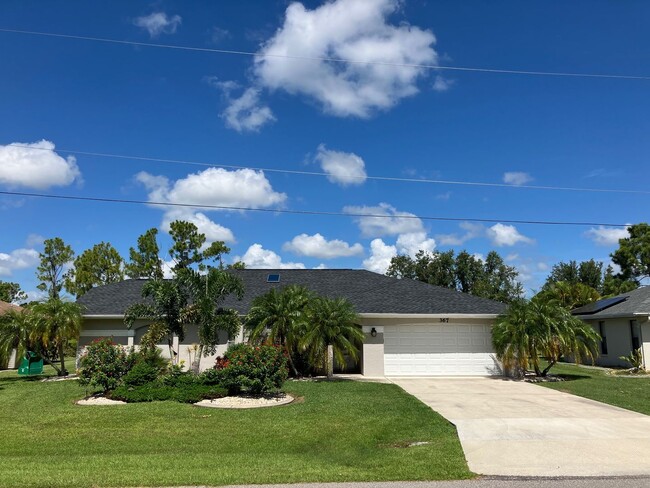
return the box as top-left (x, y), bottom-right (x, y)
top-left (267, 274), bottom-right (281, 283)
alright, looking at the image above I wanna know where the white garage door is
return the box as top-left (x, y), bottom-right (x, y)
top-left (384, 323), bottom-right (499, 376)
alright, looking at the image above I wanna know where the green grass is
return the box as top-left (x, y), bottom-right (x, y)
top-left (0, 369), bottom-right (471, 488)
top-left (537, 362), bottom-right (650, 415)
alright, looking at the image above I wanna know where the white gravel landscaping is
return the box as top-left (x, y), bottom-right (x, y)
top-left (194, 393), bottom-right (294, 409)
top-left (76, 396), bottom-right (126, 406)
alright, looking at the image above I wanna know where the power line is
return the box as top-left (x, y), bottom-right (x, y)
top-left (0, 189), bottom-right (629, 228)
top-left (1, 27), bottom-right (649, 81)
top-left (6, 143), bottom-right (649, 195)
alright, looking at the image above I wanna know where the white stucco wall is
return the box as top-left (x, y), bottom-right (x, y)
top-left (583, 317), bottom-right (648, 369)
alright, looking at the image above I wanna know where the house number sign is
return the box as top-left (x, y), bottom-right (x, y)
top-left (439, 318), bottom-right (450, 323)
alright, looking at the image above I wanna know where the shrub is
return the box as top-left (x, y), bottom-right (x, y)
top-left (130, 347), bottom-right (170, 373)
top-left (123, 361), bottom-right (159, 387)
top-left (77, 338), bottom-right (133, 393)
top-left (110, 382), bottom-right (227, 403)
top-left (215, 344), bottom-right (288, 395)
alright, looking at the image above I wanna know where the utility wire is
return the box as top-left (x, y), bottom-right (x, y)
top-left (1, 27), bottom-right (649, 81)
top-left (0, 190), bottom-right (629, 228)
top-left (6, 143), bottom-right (648, 195)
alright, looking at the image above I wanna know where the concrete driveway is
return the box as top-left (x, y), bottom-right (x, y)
top-left (390, 377), bottom-right (650, 477)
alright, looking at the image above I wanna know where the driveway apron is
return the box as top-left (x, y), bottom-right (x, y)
top-left (389, 377), bottom-right (650, 477)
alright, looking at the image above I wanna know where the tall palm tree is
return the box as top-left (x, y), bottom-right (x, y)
top-left (300, 297), bottom-right (363, 379)
top-left (246, 285), bottom-right (313, 376)
top-left (179, 267), bottom-right (243, 372)
top-left (32, 299), bottom-right (82, 376)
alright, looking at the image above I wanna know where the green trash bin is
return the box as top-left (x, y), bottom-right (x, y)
top-left (18, 351), bottom-right (44, 375)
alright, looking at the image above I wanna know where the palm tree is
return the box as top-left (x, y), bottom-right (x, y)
top-left (492, 299), bottom-right (531, 377)
top-left (300, 297), bottom-right (363, 379)
top-left (246, 285), bottom-right (313, 376)
top-left (493, 298), bottom-right (600, 377)
top-left (179, 267), bottom-right (243, 372)
top-left (32, 299), bottom-right (82, 376)
top-left (124, 278), bottom-right (189, 357)
top-left (0, 307), bottom-right (37, 369)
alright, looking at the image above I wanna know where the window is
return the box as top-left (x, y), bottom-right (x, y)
top-left (598, 321), bottom-right (608, 355)
top-left (267, 274), bottom-right (280, 283)
top-left (630, 320), bottom-right (641, 351)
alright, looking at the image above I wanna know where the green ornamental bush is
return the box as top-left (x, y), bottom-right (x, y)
top-left (216, 344), bottom-right (288, 395)
top-left (77, 338), bottom-right (133, 393)
top-left (122, 361), bottom-right (159, 387)
top-left (110, 382), bottom-right (227, 403)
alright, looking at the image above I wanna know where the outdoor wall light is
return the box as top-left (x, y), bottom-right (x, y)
top-left (370, 327), bottom-right (377, 337)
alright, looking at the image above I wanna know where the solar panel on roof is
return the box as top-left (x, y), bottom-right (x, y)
top-left (267, 274), bottom-right (280, 283)
top-left (574, 296), bottom-right (628, 315)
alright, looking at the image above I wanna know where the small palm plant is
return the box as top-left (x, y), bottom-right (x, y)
top-left (300, 296), bottom-right (363, 379)
top-left (246, 285), bottom-right (313, 376)
top-left (619, 349), bottom-right (644, 373)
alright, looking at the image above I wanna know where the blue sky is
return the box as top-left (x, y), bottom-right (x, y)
top-left (1, 0), bottom-right (648, 299)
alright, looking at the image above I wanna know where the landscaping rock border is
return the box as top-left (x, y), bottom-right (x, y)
top-left (76, 396), bottom-right (126, 406)
top-left (194, 393), bottom-right (294, 409)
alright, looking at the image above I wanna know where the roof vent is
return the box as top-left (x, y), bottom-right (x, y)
top-left (267, 273), bottom-right (281, 283)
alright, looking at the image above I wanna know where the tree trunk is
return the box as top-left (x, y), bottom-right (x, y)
top-left (326, 344), bottom-right (334, 380)
top-left (191, 344), bottom-right (203, 373)
top-left (285, 345), bottom-right (300, 377)
top-left (541, 359), bottom-right (557, 377)
top-left (41, 355), bottom-right (61, 375)
top-left (58, 342), bottom-right (67, 376)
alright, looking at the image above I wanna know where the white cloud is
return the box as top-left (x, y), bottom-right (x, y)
top-left (396, 232), bottom-right (435, 257)
top-left (315, 144), bottom-right (367, 186)
top-left (282, 233), bottom-right (363, 259)
top-left (362, 238), bottom-right (396, 274)
top-left (586, 226), bottom-right (629, 246)
top-left (254, 0), bottom-right (437, 118)
top-left (503, 172), bottom-right (533, 186)
top-left (220, 87), bottom-right (275, 133)
top-left (0, 248), bottom-right (40, 276)
top-left (0, 141), bottom-right (81, 189)
top-left (432, 75), bottom-right (454, 92)
top-left (234, 244), bottom-right (305, 269)
top-left (436, 222), bottom-right (484, 246)
top-left (314, 263), bottom-right (328, 269)
top-left (137, 167), bottom-right (286, 245)
top-left (435, 191), bottom-right (451, 201)
top-left (487, 223), bottom-right (534, 247)
top-left (136, 168), bottom-right (286, 210)
top-left (343, 203), bottom-right (423, 237)
top-left (134, 12), bottom-right (182, 38)
top-left (161, 209), bottom-right (235, 244)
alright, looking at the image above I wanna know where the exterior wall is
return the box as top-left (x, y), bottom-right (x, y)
top-left (78, 317), bottom-right (245, 372)
top-left (583, 317), bottom-right (648, 369)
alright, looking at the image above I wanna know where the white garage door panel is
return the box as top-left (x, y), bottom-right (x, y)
top-left (384, 323), bottom-right (499, 376)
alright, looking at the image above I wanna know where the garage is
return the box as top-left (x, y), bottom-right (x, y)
top-left (383, 323), bottom-right (499, 376)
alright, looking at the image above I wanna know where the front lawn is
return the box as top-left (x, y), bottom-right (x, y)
top-left (537, 362), bottom-right (650, 415)
top-left (0, 371), bottom-right (471, 488)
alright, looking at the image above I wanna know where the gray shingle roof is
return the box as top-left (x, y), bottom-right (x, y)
top-left (572, 286), bottom-right (650, 318)
top-left (77, 269), bottom-right (506, 316)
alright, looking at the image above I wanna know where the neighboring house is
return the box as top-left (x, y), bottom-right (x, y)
top-left (0, 301), bottom-right (22, 369)
top-left (77, 269), bottom-right (506, 376)
top-left (573, 286), bottom-right (650, 370)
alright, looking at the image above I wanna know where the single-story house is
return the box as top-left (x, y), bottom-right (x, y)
top-left (572, 286), bottom-right (650, 370)
top-left (0, 301), bottom-right (22, 369)
top-left (77, 269), bottom-right (507, 376)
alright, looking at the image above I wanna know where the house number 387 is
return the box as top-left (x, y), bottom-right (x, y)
top-left (439, 318), bottom-right (449, 323)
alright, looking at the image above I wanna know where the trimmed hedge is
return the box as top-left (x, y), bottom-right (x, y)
top-left (111, 382), bottom-right (227, 403)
